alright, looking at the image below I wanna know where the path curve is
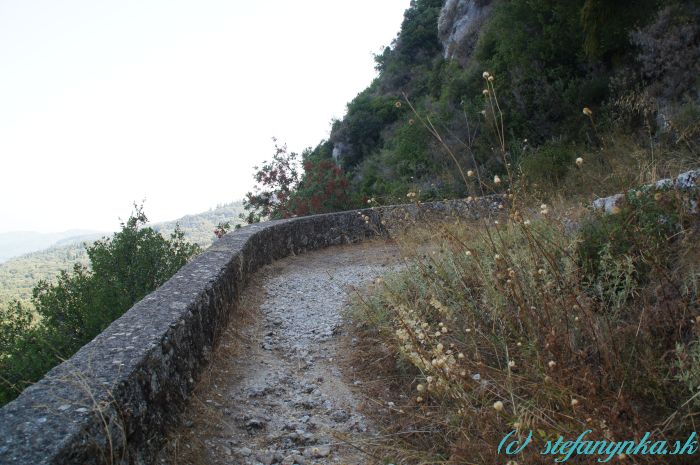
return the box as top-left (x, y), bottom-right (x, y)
top-left (159, 240), bottom-right (402, 465)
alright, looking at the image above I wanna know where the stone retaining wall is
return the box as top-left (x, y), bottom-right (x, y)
top-left (0, 198), bottom-right (500, 465)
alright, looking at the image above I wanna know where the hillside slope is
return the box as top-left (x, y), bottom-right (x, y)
top-left (0, 202), bottom-right (244, 308)
top-left (0, 230), bottom-right (103, 263)
top-left (289, 0), bottom-right (698, 209)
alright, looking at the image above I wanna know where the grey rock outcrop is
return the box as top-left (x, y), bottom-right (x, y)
top-left (438, 0), bottom-right (494, 65)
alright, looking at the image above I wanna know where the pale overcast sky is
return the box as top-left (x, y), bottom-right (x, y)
top-left (0, 0), bottom-right (410, 233)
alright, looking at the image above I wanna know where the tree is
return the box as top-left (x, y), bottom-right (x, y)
top-left (241, 141), bottom-right (360, 223)
top-left (0, 206), bottom-right (200, 405)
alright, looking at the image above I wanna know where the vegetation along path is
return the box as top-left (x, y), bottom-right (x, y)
top-left (159, 240), bottom-right (403, 465)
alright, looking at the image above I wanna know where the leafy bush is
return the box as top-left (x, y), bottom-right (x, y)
top-left (0, 207), bottom-right (200, 405)
top-left (630, 2), bottom-right (700, 103)
top-left (240, 140), bottom-right (302, 223)
top-left (578, 186), bottom-right (695, 289)
top-left (520, 142), bottom-right (577, 187)
top-left (241, 141), bottom-right (360, 222)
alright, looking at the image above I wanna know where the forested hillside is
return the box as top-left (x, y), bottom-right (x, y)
top-left (0, 202), bottom-right (244, 309)
top-left (0, 230), bottom-right (102, 263)
top-left (242, 0), bottom-right (698, 220)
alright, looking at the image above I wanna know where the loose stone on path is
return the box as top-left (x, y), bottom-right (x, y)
top-left (158, 240), bottom-right (402, 465)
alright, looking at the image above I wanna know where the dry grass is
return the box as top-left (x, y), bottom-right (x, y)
top-left (348, 190), bottom-right (699, 464)
top-left (157, 283), bottom-right (261, 465)
top-left (345, 72), bottom-right (699, 464)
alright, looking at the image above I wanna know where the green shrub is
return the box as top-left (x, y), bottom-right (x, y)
top-left (577, 187), bottom-right (690, 284)
top-left (520, 142), bottom-right (577, 187)
top-left (0, 207), bottom-right (200, 405)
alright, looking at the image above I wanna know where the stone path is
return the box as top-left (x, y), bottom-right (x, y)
top-left (159, 240), bottom-right (402, 465)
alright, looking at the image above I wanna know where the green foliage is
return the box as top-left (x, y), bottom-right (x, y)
top-left (320, 0), bottom-right (680, 205)
top-left (520, 142), bottom-right (577, 187)
top-left (0, 203), bottom-right (243, 309)
top-left (581, 0), bottom-right (661, 62)
top-left (0, 206), bottom-right (200, 405)
top-left (577, 188), bottom-right (691, 288)
top-left (333, 90), bottom-right (403, 168)
top-left (241, 141), bottom-right (360, 223)
top-left (287, 158), bottom-right (358, 216)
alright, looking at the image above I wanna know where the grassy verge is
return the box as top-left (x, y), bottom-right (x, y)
top-left (349, 182), bottom-right (699, 464)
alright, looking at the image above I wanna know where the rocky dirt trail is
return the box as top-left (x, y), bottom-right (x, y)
top-left (159, 240), bottom-right (403, 465)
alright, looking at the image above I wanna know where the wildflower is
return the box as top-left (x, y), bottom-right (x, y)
top-left (523, 219), bottom-right (531, 226)
top-left (571, 398), bottom-right (579, 407)
top-left (436, 343), bottom-right (444, 352)
top-left (488, 75), bottom-right (495, 82)
top-left (493, 400), bottom-right (504, 412)
top-left (576, 157), bottom-right (583, 167)
top-left (466, 196), bottom-right (474, 202)
top-left (482, 71), bottom-right (490, 79)
top-left (426, 376), bottom-right (434, 383)
top-left (509, 270), bottom-right (516, 278)
top-left (540, 203), bottom-right (548, 210)
top-left (548, 360), bottom-right (557, 369)
top-left (611, 206), bottom-right (621, 215)
top-left (508, 360), bottom-right (516, 368)
top-left (635, 190), bottom-right (643, 198)
top-left (538, 268), bottom-right (546, 276)
top-left (416, 396), bottom-right (424, 403)
top-left (408, 118), bottom-right (415, 125)
top-left (395, 101), bottom-right (402, 108)
top-left (513, 422), bottom-right (522, 430)
top-left (458, 352), bottom-right (465, 359)
top-left (516, 342), bottom-right (522, 347)
top-left (494, 254), bottom-right (502, 261)
top-left (482, 89), bottom-right (489, 96)
top-left (416, 384), bottom-right (425, 392)
top-left (465, 250), bottom-right (472, 257)
top-left (480, 110), bottom-right (486, 116)
top-left (467, 169), bottom-right (475, 177)
top-left (654, 192), bottom-right (662, 201)
top-left (441, 326), bottom-right (448, 334)
top-left (583, 107), bottom-right (593, 117)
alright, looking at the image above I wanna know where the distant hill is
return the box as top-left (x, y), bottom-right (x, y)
top-left (0, 201), bottom-right (245, 309)
top-left (0, 230), bottom-right (104, 263)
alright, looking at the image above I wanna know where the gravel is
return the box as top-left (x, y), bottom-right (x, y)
top-left (161, 240), bottom-right (402, 465)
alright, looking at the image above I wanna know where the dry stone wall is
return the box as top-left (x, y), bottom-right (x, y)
top-left (0, 198), bottom-right (501, 465)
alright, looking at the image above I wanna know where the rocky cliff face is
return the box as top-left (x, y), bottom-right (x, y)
top-left (438, 0), bottom-right (494, 65)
